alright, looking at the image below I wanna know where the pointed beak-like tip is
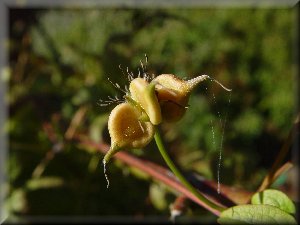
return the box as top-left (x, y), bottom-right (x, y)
top-left (103, 145), bottom-right (119, 164)
top-left (187, 75), bottom-right (232, 92)
top-left (186, 75), bottom-right (210, 91)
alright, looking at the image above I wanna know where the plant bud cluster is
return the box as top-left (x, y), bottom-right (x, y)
top-left (103, 73), bottom-right (222, 163)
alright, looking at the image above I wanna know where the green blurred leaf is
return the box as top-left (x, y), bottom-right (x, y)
top-left (149, 183), bottom-right (168, 211)
top-left (89, 114), bottom-right (109, 143)
top-left (26, 177), bottom-right (65, 190)
top-left (218, 205), bottom-right (296, 224)
top-left (251, 189), bottom-right (295, 215)
top-left (129, 167), bottom-right (150, 180)
top-left (7, 189), bottom-right (27, 213)
top-left (71, 88), bottom-right (90, 105)
top-left (233, 110), bottom-right (263, 139)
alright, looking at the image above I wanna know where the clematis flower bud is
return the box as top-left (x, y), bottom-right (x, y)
top-left (103, 102), bottom-right (155, 164)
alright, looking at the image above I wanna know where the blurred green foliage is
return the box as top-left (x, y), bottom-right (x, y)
top-left (6, 7), bottom-right (296, 223)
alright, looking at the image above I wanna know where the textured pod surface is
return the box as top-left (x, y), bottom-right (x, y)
top-left (154, 75), bottom-right (190, 105)
top-left (154, 74), bottom-right (190, 94)
top-left (108, 102), bottom-right (155, 151)
top-left (152, 74), bottom-right (210, 122)
top-left (154, 86), bottom-right (188, 122)
top-left (153, 74), bottom-right (189, 122)
top-left (153, 74), bottom-right (209, 101)
top-left (129, 78), bottom-right (162, 125)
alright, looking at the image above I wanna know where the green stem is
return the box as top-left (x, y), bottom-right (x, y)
top-left (154, 129), bottom-right (225, 213)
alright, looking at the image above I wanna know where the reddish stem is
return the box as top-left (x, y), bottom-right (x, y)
top-left (78, 138), bottom-right (252, 216)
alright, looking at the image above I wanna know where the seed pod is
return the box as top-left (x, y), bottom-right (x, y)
top-left (104, 102), bottom-right (155, 163)
top-left (152, 74), bottom-right (210, 122)
top-left (129, 78), bottom-right (162, 125)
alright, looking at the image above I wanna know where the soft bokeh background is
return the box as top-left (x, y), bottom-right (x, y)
top-left (5, 6), bottom-right (298, 223)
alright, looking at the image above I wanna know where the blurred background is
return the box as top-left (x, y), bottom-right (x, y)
top-left (3, 5), bottom-right (298, 223)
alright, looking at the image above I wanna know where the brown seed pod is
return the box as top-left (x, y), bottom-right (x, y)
top-left (152, 74), bottom-right (209, 122)
top-left (104, 102), bottom-right (155, 163)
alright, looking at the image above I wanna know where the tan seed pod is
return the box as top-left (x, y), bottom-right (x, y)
top-left (104, 102), bottom-right (155, 163)
top-left (129, 78), bottom-right (162, 125)
top-left (152, 74), bottom-right (210, 122)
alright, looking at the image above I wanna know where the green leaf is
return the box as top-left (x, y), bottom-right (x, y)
top-left (218, 204), bottom-right (297, 224)
top-left (149, 183), bottom-right (168, 211)
top-left (251, 189), bottom-right (295, 214)
top-left (8, 189), bottom-right (27, 212)
top-left (26, 177), bottom-right (65, 190)
top-left (89, 114), bottom-right (109, 143)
